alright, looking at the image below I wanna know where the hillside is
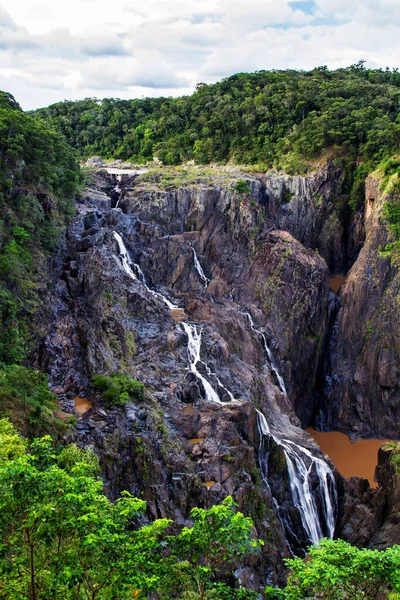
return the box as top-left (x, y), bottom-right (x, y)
top-left (0, 91), bottom-right (81, 436)
top-left (33, 63), bottom-right (400, 174)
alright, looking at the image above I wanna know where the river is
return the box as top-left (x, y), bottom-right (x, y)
top-left (307, 427), bottom-right (391, 488)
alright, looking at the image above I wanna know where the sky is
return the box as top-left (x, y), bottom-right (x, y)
top-left (0, 0), bottom-right (399, 110)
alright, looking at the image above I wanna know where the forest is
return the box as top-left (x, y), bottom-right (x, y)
top-left (33, 62), bottom-right (400, 173)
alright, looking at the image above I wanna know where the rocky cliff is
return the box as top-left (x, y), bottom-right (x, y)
top-left (33, 163), bottom-right (400, 587)
top-left (32, 166), bottom-right (348, 587)
top-left (321, 171), bottom-right (400, 438)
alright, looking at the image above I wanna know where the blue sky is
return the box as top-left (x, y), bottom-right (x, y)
top-left (0, 0), bottom-right (399, 109)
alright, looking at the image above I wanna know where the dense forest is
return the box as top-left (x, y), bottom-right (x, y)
top-left (33, 63), bottom-right (400, 173)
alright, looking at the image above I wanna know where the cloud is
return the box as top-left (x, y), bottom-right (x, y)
top-left (0, 7), bottom-right (17, 29)
top-left (79, 54), bottom-right (189, 90)
top-left (79, 32), bottom-right (130, 57)
top-left (0, 0), bottom-right (399, 109)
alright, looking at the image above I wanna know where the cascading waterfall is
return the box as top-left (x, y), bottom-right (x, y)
top-left (256, 408), bottom-right (337, 545)
top-left (192, 248), bottom-right (210, 288)
top-left (113, 230), bottom-right (336, 544)
top-left (180, 322), bottom-right (223, 404)
top-left (113, 232), bottom-right (147, 284)
top-left (245, 312), bottom-right (286, 395)
top-left (247, 313), bottom-right (337, 545)
top-left (113, 231), bottom-right (231, 405)
top-left (114, 175), bottom-right (122, 208)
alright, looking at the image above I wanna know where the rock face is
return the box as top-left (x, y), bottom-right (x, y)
top-left (123, 179), bottom-right (330, 427)
top-left (35, 162), bottom-right (400, 586)
top-left (263, 161), bottom-right (365, 274)
top-left (35, 168), bottom-right (344, 587)
top-left (336, 444), bottom-right (400, 549)
top-left (321, 172), bottom-right (400, 437)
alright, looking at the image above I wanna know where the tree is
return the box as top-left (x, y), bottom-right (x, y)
top-left (159, 497), bottom-right (263, 600)
top-left (0, 423), bottom-right (170, 599)
top-left (265, 538), bottom-right (400, 599)
top-left (0, 422), bottom-right (262, 600)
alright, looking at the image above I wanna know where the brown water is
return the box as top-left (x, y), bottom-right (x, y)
top-left (183, 405), bottom-right (196, 413)
top-left (307, 427), bottom-right (391, 488)
top-left (203, 481), bottom-right (216, 488)
top-left (171, 307), bottom-right (187, 322)
top-left (74, 397), bottom-right (93, 415)
top-left (188, 437), bottom-right (205, 445)
top-left (329, 275), bottom-right (346, 295)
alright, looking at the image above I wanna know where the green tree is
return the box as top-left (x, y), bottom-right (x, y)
top-left (0, 422), bottom-right (262, 600)
top-left (160, 497), bottom-right (263, 600)
top-left (265, 538), bottom-right (400, 599)
top-left (0, 423), bottom-right (170, 599)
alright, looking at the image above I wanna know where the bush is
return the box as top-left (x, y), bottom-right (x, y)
top-left (92, 373), bottom-right (145, 406)
top-left (235, 179), bottom-right (252, 194)
top-left (265, 538), bottom-right (400, 599)
top-left (0, 365), bottom-right (65, 438)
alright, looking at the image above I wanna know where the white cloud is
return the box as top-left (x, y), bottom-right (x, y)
top-left (0, 0), bottom-right (398, 109)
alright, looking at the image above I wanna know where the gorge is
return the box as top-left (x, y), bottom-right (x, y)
top-left (2, 71), bottom-right (400, 596)
top-left (32, 161), bottom-right (400, 586)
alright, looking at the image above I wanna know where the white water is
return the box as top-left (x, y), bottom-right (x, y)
top-left (256, 408), bottom-right (336, 544)
top-left (249, 310), bottom-right (337, 544)
top-left (192, 248), bottom-right (210, 288)
top-left (113, 231), bottom-right (232, 404)
top-left (245, 312), bottom-right (287, 395)
top-left (106, 168), bottom-right (148, 176)
top-left (282, 440), bottom-right (337, 540)
top-left (181, 322), bottom-right (223, 404)
top-left (113, 232), bottom-right (138, 282)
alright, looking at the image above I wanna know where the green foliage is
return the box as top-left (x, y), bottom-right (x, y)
top-left (92, 372), bottom-right (145, 406)
top-left (385, 198), bottom-right (400, 241)
top-left (0, 91), bottom-right (82, 364)
top-left (381, 441), bottom-right (400, 474)
top-left (0, 425), bottom-right (167, 600)
top-left (0, 418), bottom-right (26, 460)
top-left (235, 179), bottom-right (252, 194)
top-left (159, 496), bottom-right (263, 600)
top-left (0, 424), bottom-right (262, 600)
top-left (265, 538), bottom-right (400, 599)
top-left (349, 163), bottom-right (372, 211)
top-left (34, 66), bottom-right (400, 171)
top-left (0, 365), bottom-right (65, 438)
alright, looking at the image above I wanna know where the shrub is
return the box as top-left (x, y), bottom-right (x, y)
top-left (92, 372), bottom-right (145, 406)
top-left (235, 179), bottom-right (251, 194)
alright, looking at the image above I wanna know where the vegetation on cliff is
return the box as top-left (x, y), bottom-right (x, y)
top-left (0, 91), bottom-right (81, 435)
top-left (0, 91), bottom-right (81, 365)
top-left (33, 63), bottom-right (400, 173)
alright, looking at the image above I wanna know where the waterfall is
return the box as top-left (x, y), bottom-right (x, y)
top-left (245, 312), bottom-right (286, 395)
top-left (192, 248), bottom-right (209, 288)
top-left (113, 231), bottom-right (138, 282)
top-left (256, 409), bottom-right (337, 545)
top-left (181, 322), bottom-right (223, 404)
top-left (247, 311), bottom-right (337, 545)
top-left (113, 231), bottom-right (232, 404)
top-left (113, 232), bottom-right (147, 284)
top-left (114, 175), bottom-right (122, 208)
